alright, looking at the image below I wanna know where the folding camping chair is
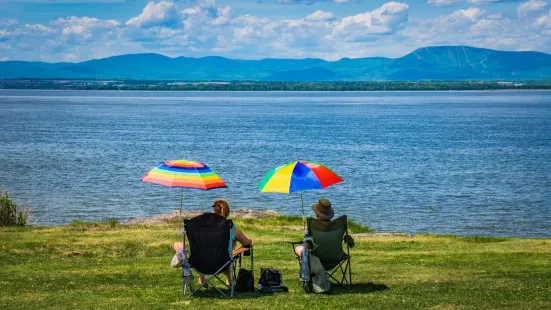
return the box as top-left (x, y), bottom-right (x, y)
top-left (290, 215), bottom-right (352, 290)
top-left (174, 213), bottom-right (254, 298)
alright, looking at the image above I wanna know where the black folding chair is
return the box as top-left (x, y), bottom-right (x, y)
top-left (178, 213), bottom-right (253, 298)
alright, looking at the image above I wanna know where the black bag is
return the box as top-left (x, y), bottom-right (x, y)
top-left (236, 268), bottom-right (254, 292)
top-left (260, 268), bottom-right (281, 287)
top-left (258, 268), bottom-right (288, 293)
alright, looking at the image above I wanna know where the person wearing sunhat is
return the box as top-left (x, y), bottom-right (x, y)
top-left (311, 198), bottom-right (334, 220)
top-left (294, 198), bottom-right (335, 257)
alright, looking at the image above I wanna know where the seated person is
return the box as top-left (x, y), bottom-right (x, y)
top-left (211, 198), bottom-right (253, 254)
top-left (294, 198), bottom-right (334, 257)
top-left (176, 199), bottom-right (251, 285)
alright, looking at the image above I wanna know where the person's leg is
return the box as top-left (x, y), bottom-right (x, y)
top-left (198, 274), bottom-right (207, 286)
top-left (223, 268), bottom-right (231, 285)
top-left (295, 245), bottom-right (305, 264)
top-left (294, 245), bottom-right (304, 257)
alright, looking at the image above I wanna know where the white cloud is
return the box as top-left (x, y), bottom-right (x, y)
top-left (410, 7), bottom-right (485, 39)
top-left (403, 4), bottom-right (549, 54)
top-left (20, 24), bottom-right (54, 35)
top-left (305, 10), bottom-right (335, 21)
top-left (0, 0), bottom-right (127, 2)
top-left (278, 0), bottom-right (320, 4)
top-left (0, 30), bottom-right (10, 42)
top-left (432, 7), bottom-right (484, 29)
top-left (277, 0), bottom-right (353, 3)
top-left (52, 16), bottom-right (119, 40)
top-left (470, 0), bottom-right (519, 3)
top-left (486, 12), bottom-right (504, 19)
top-left (427, 0), bottom-right (463, 6)
top-left (126, 1), bottom-right (180, 28)
top-left (2, 0), bottom-right (551, 62)
top-left (0, 18), bottom-right (18, 27)
top-left (1, 16), bottom-right (129, 62)
top-left (534, 10), bottom-right (551, 28)
top-left (517, 0), bottom-right (547, 16)
top-left (330, 2), bottom-right (409, 41)
top-left (453, 7), bottom-right (484, 20)
top-left (428, 0), bottom-right (523, 6)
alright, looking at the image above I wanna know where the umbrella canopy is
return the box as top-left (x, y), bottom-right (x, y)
top-left (259, 160), bottom-right (343, 193)
top-left (142, 159), bottom-right (227, 243)
top-left (259, 160), bottom-right (343, 230)
top-left (142, 159), bottom-right (227, 190)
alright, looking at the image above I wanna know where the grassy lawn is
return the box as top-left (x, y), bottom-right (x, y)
top-left (1, 216), bottom-right (550, 310)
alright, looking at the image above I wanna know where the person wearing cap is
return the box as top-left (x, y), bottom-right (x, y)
top-left (294, 198), bottom-right (334, 257)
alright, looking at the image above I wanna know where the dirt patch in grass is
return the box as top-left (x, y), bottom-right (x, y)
top-left (123, 209), bottom-right (282, 225)
top-left (354, 232), bottom-right (413, 238)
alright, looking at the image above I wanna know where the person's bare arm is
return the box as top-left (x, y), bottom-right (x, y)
top-left (234, 226), bottom-right (252, 246)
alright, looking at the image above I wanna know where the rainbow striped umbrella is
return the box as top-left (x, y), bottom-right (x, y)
top-left (259, 160), bottom-right (343, 224)
top-left (142, 159), bottom-right (227, 233)
top-left (142, 160), bottom-right (227, 190)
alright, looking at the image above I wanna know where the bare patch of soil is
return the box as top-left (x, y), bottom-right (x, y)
top-left (123, 209), bottom-right (282, 225)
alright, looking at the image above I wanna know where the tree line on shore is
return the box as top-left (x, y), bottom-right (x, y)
top-left (2, 80), bottom-right (551, 91)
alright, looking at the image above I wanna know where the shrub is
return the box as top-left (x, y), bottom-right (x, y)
top-left (0, 190), bottom-right (31, 226)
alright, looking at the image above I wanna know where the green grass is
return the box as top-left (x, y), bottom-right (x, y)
top-left (1, 217), bottom-right (550, 310)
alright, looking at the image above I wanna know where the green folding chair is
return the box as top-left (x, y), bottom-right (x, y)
top-left (290, 215), bottom-right (352, 290)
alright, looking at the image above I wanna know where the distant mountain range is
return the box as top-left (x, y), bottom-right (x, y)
top-left (2, 46), bottom-right (551, 81)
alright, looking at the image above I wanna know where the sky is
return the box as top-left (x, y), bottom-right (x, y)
top-left (0, 0), bottom-right (550, 62)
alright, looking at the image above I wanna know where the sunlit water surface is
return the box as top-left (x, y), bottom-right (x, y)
top-left (1, 90), bottom-right (550, 237)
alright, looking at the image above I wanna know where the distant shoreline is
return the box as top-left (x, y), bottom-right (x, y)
top-left (2, 89), bottom-right (551, 93)
top-left (2, 80), bottom-right (551, 92)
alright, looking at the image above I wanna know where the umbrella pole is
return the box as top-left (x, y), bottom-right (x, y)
top-left (300, 191), bottom-right (306, 234)
top-left (179, 188), bottom-right (185, 247)
top-left (180, 154), bottom-right (186, 246)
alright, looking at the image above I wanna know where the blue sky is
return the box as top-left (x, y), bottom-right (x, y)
top-left (0, 0), bottom-right (550, 62)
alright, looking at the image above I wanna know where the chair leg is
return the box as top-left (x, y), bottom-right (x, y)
top-left (348, 257), bottom-right (352, 288)
top-left (183, 278), bottom-right (196, 297)
top-left (339, 258), bottom-right (351, 289)
top-left (327, 268), bottom-right (339, 283)
top-left (186, 261), bottom-right (236, 298)
top-left (228, 263), bottom-right (235, 297)
top-left (209, 275), bottom-right (230, 297)
top-left (182, 269), bottom-right (194, 297)
top-left (230, 261), bottom-right (235, 297)
top-left (326, 258), bottom-right (352, 290)
top-left (182, 277), bottom-right (187, 297)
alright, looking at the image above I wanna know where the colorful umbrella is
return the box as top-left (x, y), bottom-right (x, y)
top-left (142, 159), bottom-right (227, 236)
top-left (259, 160), bottom-right (343, 193)
top-left (142, 159), bottom-right (227, 190)
top-left (259, 160), bottom-right (343, 227)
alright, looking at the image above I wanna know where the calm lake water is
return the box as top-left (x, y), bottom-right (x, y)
top-left (0, 90), bottom-right (550, 237)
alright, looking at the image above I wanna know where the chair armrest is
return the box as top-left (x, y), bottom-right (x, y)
top-left (287, 241), bottom-right (303, 246)
top-left (287, 241), bottom-right (304, 260)
top-left (232, 241), bottom-right (254, 257)
top-left (343, 235), bottom-right (355, 248)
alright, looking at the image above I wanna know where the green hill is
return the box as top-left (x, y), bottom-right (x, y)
top-left (2, 46), bottom-right (551, 81)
